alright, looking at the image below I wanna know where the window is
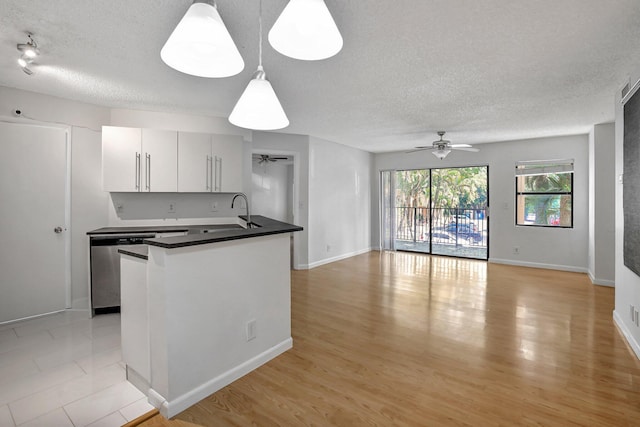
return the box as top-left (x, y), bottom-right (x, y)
top-left (515, 159), bottom-right (573, 227)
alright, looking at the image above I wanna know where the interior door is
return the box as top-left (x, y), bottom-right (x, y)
top-left (0, 122), bottom-right (69, 323)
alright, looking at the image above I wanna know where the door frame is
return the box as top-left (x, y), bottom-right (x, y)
top-left (251, 148), bottom-right (301, 269)
top-left (381, 164), bottom-right (490, 260)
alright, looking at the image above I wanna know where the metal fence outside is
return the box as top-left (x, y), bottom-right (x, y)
top-left (395, 207), bottom-right (488, 258)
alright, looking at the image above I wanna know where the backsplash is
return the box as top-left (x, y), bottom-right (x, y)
top-left (108, 192), bottom-right (248, 225)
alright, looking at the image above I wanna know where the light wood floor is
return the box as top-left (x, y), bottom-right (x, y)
top-left (135, 251), bottom-right (640, 426)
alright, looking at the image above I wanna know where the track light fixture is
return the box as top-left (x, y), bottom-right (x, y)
top-left (17, 34), bottom-right (39, 75)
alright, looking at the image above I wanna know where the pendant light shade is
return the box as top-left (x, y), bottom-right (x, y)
top-left (269, 0), bottom-right (343, 61)
top-left (161, 1), bottom-right (244, 78)
top-left (229, 66), bottom-right (289, 130)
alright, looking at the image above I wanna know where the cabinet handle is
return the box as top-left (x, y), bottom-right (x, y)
top-left (146, 153), bottom-right (151, 191)
top-left (135, 152), bottom-right (141, 190)
top-left (206, 155), bottom-right (211, 190)
top-left (213, 155), bottom-right (217, 192)
top-left (215, 156), bottom-right (222, 192)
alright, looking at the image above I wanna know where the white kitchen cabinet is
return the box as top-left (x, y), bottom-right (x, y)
top-left (177, 132), bottom-right (243, 193)
top-left (102, 126), bottom-right (177, 192)
top-left (141, 129), bottom-right (178, 192)
top-left (103, 126), bottom-right (141, 192)
top-left (214, 134), bottom-right (243, 193)
top-left (120, 252), bottom-right (150, 390)
top-left (177, 132), bottom-right (211, 192)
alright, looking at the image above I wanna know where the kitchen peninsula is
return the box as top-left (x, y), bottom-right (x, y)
top-left (117, 216), bottom-right (302, 418)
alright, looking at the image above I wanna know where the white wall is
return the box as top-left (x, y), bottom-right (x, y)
top-left (308, 136), bottom-right (372, 268)
top-left (614, 77), bottom-right (640, 359)
top-left (252, 132), bottom-right (373, 269)
top-left (588, 123), bottom-right (616, 286)
top-left (0, 86), bottom-right (110, 310)
top-left (373, 134), bottom-right (589, 272)
top-left (251, 161), bottom-right (292, 223)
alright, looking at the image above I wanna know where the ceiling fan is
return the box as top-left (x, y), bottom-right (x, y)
top-left (255, 154), bottom-right (289, 164)
top-left (408, 131), bottom-right (479, 160)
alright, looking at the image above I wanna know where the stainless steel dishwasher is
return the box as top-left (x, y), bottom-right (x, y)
top-left (89, 234), bottom-right (154, 316)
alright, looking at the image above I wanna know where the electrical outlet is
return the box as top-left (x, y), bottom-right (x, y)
top-left (635, 309), bottom-right (639, 327)
top-left (116, 202), bottom-right (124, 213)
top-left (246, 319), bottom-right (256, 341)
top-left (631, 305), bottom-right (635, 323)
top-left (211, 201), bottom-right (218, 212)
top-left (513, 246), bottom-right (520, 255)
top-left (326, 245), bottom-right (331, 252)
top-left (168, 202), bottom-right (176, 213)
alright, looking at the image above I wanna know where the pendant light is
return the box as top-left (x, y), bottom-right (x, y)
top-left (228, 0), bottom-right (289, 130)
top-left (268, 0), bottom-right (343, 61)
top-left (161, 0), bottom-right (244, 78)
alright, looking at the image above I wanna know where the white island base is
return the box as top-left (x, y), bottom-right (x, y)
top-left (121, 232), bottom-right (292, 419)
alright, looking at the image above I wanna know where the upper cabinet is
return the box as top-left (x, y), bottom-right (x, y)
top-left (177, 132), bottom-right (243, 193)
top-left (102, 126), bottom-right (177, 192)
top-left (102, 126), bottom-right (243, 193)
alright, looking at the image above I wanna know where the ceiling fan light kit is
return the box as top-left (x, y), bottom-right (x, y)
top-left (268, 0), bottom-right (343, 61)
top-left (432, 148), bottom-right (451, 160)
top-left (160, 0), bottom-right (244, 78)
top-left (410, 131), bottom-right (479, 160)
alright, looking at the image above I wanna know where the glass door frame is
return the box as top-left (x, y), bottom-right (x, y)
top-left (380, 164), bottom-right (490, 261)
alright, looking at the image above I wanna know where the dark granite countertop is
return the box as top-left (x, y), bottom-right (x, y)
top-left (143, 216), bottom-right (302, 249)
top-left (87, 224), bottom-right (243, 235)
top-left (87, 216), bottom-right (302, 250)
top-left (118, 246), bottom-right (149, 260)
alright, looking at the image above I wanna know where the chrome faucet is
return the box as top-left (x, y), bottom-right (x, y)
top-left (231, 193), bottom-right (252, 227)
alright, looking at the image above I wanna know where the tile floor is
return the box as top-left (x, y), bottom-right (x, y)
top-left (0, 311), bottom-right (154, 427)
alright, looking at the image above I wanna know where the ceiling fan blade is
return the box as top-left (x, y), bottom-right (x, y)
top-left (271, 157), bottom-right (289, 160)
top-left (451, 147), bottom-right (480, 152)
top-left (450, 144), bottom-right (473, 148)
top-left (405, 147), bottom-right (432, 153)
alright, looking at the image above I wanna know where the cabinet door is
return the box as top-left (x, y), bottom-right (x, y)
top-left (141, 129), bottom-right (178, 192)
top-left (102, 126), bottom-right (141, 192)
top-left (178, 132), bottom-right (212, 192)
top-left (213, 134), bottom-right (244, 193)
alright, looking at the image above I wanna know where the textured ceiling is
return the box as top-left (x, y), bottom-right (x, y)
top-left (2, 0), bottom-right (640, 152)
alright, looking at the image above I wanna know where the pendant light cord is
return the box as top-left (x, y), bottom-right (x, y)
top-left (258, 0), bottom-right (263, 69)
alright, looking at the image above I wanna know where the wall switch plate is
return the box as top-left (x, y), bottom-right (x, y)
top-left (168, 202), bottom-right (176, 213)
top-left (246, 319), bottom-right (256, 341)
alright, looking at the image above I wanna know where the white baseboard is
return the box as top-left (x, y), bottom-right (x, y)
top-left (587, 271), bottom-right (615, 287)
top-left (303, 247), bottom-right (373, 270)
top-left (489, 258), bottom-right (588, 274)
top-left (151, 338), bottom-right (293, 418)
top-left (613, 310), bottom-right (640, 360)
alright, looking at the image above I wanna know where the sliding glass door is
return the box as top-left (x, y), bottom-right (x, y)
top-left (381, 166), bottom-right (489, 260)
